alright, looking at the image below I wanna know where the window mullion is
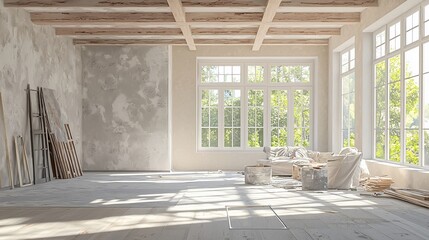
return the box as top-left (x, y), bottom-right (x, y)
top-left (419, 41), bottom-right (424, 166)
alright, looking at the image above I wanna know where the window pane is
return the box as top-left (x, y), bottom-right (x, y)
top-left (406, 11), bottom-right (420, 45)
top-left (388, 55), bottom-right (401, 82)
top-left (210, 128), bottom-right (218, 147)
top-left (201, 65), bottom-right (241, 83)
top-left (405, 47), bottom-right (420, 78)
top-left (375, 61), bottom-right (386, 87)
top-left (425, 74), bottom-right (429, 128)
top-left (271, 90), bottom-right (288, 147)
top-left (375, 85), bottom-right (386, 129)
top-left (405, 77), bottom-right (419, 128)
top-left (405, 130), bottom-right (419, 165)
top-left (376, 31), bottom-right (386, 46)
top-left (389, 81), bottom-right (401, 129)
top-left (201, 89), bottom-right (218, 148)
top-left (224, 90), bottom-right (241, 148)
top-left (271, 66), bottom-right (289, 83)
top-left (389, 129), bottom-right (401, 162)
top-left (248, 65), bottom-right (264, 83)
top-left (294, 90), bottom-right (310, 147)
top-left (425, 130), bottom-right (429, 167)
top-left (375, 129), bottom-right (386, 159)
top-left (248, 90), bottom-right (264, 148)
top-left (389, 23), bottom-right (401, 52)
top-left (424, 43), bottom-right (429, 74)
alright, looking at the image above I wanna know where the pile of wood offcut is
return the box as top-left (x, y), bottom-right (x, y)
top-left (385, 188), bottom-right (429, 208)
top-left (362, 177), bottom-right (394, 192)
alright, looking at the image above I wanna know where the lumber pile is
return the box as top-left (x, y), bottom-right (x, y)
top-left (385, 188), bottom-right (429, 208)
top-left (362, 177), bottom-right (394, 192)
top-left (48, 124), bottom-right (83, 179)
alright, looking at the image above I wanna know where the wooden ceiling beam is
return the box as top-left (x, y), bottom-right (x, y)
top-left (56, 27), bottom-right (183, 36)
top-left (186, 12), bottom-right (263, 22)
top-left (30, 12), bottom-right (175, 25)
top-left (252, 0), bottom-right (282, 51)
top-left (73, 38), bottom-right (328, 45)
top-left (5, 0), bottom-right (377, 8)
top-left (167, 0), bottom-right (196, 50)
top-left (268, 27), bottom-right (341, 35)
top-left (274, 12), bottom-right (360, 22)
top-left (192, 28), bottom-right (258, 35)
top-left (281, 0), bottom-right (378, 7)
top-left (73, 39), bottom-right (186, 45)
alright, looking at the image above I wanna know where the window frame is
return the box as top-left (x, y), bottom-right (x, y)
top-left (340, 46), bottom-right (356, 148)
top-left (197, 58), bottom-right (315, 152)
top-left (372, 2), bottom-right (429, 168)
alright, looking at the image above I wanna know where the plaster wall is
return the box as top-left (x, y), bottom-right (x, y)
top-left (81, 46), bottom-right (170, 171)
top-left (172, 45), bottom-right (328, 171)
top-left (0, 1), bottom-right (82, 188)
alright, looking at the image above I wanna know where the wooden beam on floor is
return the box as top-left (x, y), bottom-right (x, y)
top-left (252, 0), bottom-right (282, 51)
top-left (167, 0), bottom-right (196, 50)
top-left (267, 27), bottom-right (341, 35)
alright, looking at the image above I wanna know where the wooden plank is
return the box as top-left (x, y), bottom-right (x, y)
top-left (0, 92), bottom-right (14, 189)
top-left (56, 27), bottom-right (183, 36)
top-left (392, 188), bottom-right (429, 201)
top-left (19, 136), bottom-right (32, 184)
top-left (268, 27), bottom-right (341, 35)
top-left (274, 12), bottom-right (361, 22)
top-left (281, 0), bottom-right (378, 7)
top-left (192, 27), bottom-right (258, 35)
top-left (385, 190), bottom-right (429, 208)
top-left (253, 0), bottom-right (282, 51)
top-left (187, 12), bottom-right (263, 22)
top-left (30, 12), bottom-right (176, 25)
top-left (167, 0), bottom-right (196, 50)
top-left (65, 124), bottom-right (82, 176)
top-left (14, 136), bottom-right (23, 187)
top-left (73, 39), bottom-right (186, 45)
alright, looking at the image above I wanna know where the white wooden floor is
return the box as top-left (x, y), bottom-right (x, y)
top-left (0, 172), bottom-right (428, 240)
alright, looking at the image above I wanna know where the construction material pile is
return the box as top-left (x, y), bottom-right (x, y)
top-left (385, 188), bottom-right (429, 208)
top-left (362, 177), bottom-right (394, 192)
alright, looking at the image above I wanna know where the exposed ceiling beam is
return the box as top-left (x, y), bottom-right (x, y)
top-left (274, 12), bottom-right (360, 22)
top-left (31, 12), bottom-right (360, 26)
top-left (280, 0), bottom-right (378, 7)
top-left (253, 0), bottom-right (282, 51)
top-left (73, 39), bottom-right (186, 45)
top-left (5, 0), bottom-right (377, 8)
top-left (73, 38), bottom-right (328, 45)
top-left (167, 0), bottom-right (196, 50)
top-left (56, 27), bottom-right (183, 36)
top-left (30, 12), bottom-right (176, 24)
top-left (192, 28), bottom-right (258, 35)
top-left (267, 27), bottom-right (341, 35)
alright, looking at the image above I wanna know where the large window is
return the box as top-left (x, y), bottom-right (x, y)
top-left (373, 3), bottom-right (429, 168)
top-left (198, 59), bottom-right (314, 150)
top-left (340, 47), bottom-right (356, 147)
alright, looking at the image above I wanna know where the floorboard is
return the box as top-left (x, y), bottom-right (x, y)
top-left (0, 172), bottom-right (428, 240)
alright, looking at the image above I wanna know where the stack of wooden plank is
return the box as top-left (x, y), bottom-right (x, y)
top-left (48, 124), bottom-right (83, 179)
top-left (385, 188), bottom-right (429, 208)
top-left (363, 177), bottom-right (394, 192)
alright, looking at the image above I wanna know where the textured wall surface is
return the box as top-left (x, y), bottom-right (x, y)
top-left (0, 2), bottom-right (82, 188)
top-left (82, 46), bottom-right (169, 171)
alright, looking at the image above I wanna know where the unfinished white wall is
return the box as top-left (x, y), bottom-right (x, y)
top-left (172, 45), bottom-right (328, 171)
top-left (0, 2), bottom-right (82, 188)
top-left (81, 46), bottom-right (170, 171)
